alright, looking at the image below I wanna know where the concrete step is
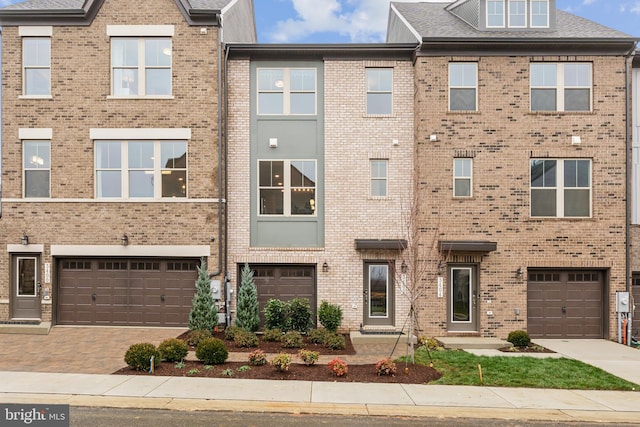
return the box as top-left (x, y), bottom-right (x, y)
top-left (350, 331), bottom-right (416, 345)
top-left (436, 336), bottom-right (510, 350)
top-left (0, 321), bottom-right (51, 335)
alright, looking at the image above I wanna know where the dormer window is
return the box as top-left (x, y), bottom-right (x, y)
top-left (487, 0), bottom-right (505, 27)
top-left (508, 0), bottom-right (526, 27)
top-left (531, 0), bottom-right (549, 28)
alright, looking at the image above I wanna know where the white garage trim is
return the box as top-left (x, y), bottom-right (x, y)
top-left (51, 245), bottom-right (210, 257)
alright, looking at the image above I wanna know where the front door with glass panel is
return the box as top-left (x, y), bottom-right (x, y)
top-left (363, 262), bottom-right (394, 326)
top-left (11, 256), bottom-right (41, 319)
top-left (448, 265), bottom-right (477, 332)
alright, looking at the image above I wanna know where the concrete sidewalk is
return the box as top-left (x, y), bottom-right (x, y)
top-left (1, 371), bottom-right (640, 423)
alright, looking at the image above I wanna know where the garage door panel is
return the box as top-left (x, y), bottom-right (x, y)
top-left (528, 270), bottom-right (603, 339)
top-left (57, 258), bottom-right (198, 327)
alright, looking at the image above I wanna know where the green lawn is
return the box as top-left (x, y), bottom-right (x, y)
top-left (404, 346), bottom-right (639, 391)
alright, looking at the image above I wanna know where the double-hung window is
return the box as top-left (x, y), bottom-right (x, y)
top-left (95, 140), bottom-right (187, 199)
top-left (530, 0), bottom-right (549, 27)
top-left (370, 160), bottom-right (388, 197)
top-left (259, 160), bottom-right (316, 216)
top-left (22, 29), bottom-right (51, 97)
top-left (508, 0), bottom-right (527, 27)
top-left (257, 68), bottom-right (316, 115)
top-left (23, 141), bottom-right (51, 198)
top-left (530, 159), bottom-right (591, 218)
top-left (449, 63), bottom-right (477, 111)
top-left (111, 38), bottom-right (172, 97)
top-left (454, 158), bottom-right (472, 197)
top-left (487, 0), bottom-right (505, 27)
top-left (366, 68), bottom-right (393, 115)
top-left (530, 63), bottom-right (591, 112)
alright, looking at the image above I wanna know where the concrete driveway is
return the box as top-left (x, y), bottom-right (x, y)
top-left (0, 326), bottom-right (185, 374)
top-left (535, 339), bottom-right (640, 385)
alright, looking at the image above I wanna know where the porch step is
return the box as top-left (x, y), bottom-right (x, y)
top-left (437, 336), bottom-right (510, 350)
top-left (350, 331), bottom-right (416, 345)
top-left (0, 321), bottom-right (51, 335)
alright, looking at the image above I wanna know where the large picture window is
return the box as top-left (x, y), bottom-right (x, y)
top-left (259, 160), bottom-right (316, 216)
top-left (23, 141), bottom-right (50, 198)
top-left (23, 37), bottom-right (50, 96)
top-left (257, 68), bottom-right (316, 115)
top-left (531, 63), bottom-right (591, 112)
top-left (366, 68), bottom-right (393, 115)
top-left (95, 140), bottom-right (186, 199)
top-left (530, 159), bottom-right (591, 218)
top-left (111, 38), bottom-right (172, 97)
top-left (449, 63), bottom-right (477, 111)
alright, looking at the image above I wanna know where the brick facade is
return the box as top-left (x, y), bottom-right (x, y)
top-left (227, 57), bottom-right (415, 331)
top-left (0, 0), bottom-right (222, 321)
top-left (414, 55), bottom-right (628, 338)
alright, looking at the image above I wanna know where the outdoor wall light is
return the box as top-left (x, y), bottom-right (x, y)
top-left (516, 267), bottom-right (523, 279)
top-left (21, 234), bottom-right (29, 245)
top-left (121, 234), bottom-right (129, 246)
top-left (401, 261), bottom-right (408, 274)
top-left (322, 261), bottom-right (329, 273)
top-left (437, 261), bottom-right (444, 275)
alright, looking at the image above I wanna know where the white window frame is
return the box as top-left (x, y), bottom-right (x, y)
top-left (530, 63), bottom-right (592, 112)
top-left (23, 140), bottom-right (51, 199)
top-left (487, 0), bottom-right (505, 28)
top-left (370, 159), bottom-right (388, 197)
top-left (94, 140), bottom-right (187, 199)
top-left (530, 0), bottom-right (549, 28)
top-left (449, 63), bottom-right (478, 111)
top-left (257, 68), bottom-right (317, 116)
top-left (530, 158), bottom-right (592, 218)
top-left (258, 159), bottom-right (317, 216)
top-left (110, 37), bottom-right (172, 98)
top-left (454, 158), bottom-right (473, 198)
top-left (366, 68), bottom-right (393, 115)
top-left (22, 36), bottom-right (51, 97)
top-left (508, 0), bottom-right (527, 28)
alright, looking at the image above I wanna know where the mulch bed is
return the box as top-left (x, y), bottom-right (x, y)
top-left (177, 330), bottom-right (358, 355)
top-left (113, 329), bottom-right (442, 384)
top-left (113, 360), bottom-right (441, 384)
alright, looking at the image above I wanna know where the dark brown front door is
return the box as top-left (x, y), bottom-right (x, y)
top-left (57, 258), bottom-right (198, 326)
top-left (11, 255), bottom-right (42, 319)
top-left (528, 270), bottom-right (603, 338)
top-left (248, 264), bottom-right (316, 327)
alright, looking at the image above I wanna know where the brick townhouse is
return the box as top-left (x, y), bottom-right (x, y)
top-left (388, 0), bottom-right (637, 338)
top-left (225, 44), bottom-right (418, 331)
top-left (0, 0), bottom-right (255, 330)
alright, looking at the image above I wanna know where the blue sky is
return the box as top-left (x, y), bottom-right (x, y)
top-left (0, 0), bottom-right (637, 42)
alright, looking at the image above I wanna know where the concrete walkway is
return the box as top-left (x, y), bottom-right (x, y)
top-left (2, 328), bottom-right (640, 423)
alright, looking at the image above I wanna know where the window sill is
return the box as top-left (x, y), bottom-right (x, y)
top-left (529, 216), bottom-right (593, 220)
top-left (19, 95), bottom-right (52, 100)
top-left (528, 111), bottom-right (595, 116)
top-left (447, 111), bottom-right (480, 115)
top-left (107, 95), bottom-right (175, 100)
top-left (368, 196), bottom-right (391, 201)
top-left (363, 113), bottom-right (396, 118)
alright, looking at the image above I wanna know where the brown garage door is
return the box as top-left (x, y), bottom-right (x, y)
top-left (57, 258), bottom-right (199, 326)
top-left (527, 270), bottom-right (603, 338)
top-left (246, 264), bottom-right (316, 327)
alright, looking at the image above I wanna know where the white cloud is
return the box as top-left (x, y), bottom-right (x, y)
top-left (268, 0), bottom-right (437, 43)
top-left (631, 0), bottom-right (640, 14)
top-left (582, 0), bottom-right (597, 5)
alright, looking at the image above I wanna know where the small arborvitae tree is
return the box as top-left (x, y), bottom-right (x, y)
top-left (188, 259), bottom-right (218, 332)
top-left (235, 263), bottom-right (260, 332)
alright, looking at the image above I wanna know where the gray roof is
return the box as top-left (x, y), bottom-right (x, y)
top-left (1, 0), bottom-right (234, 11)
top-left (392, 1), bottom-right (634, 40)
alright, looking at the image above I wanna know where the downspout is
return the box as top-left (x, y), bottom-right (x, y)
top-left (625, 43), bottom-right (637, 345)
top-left (208, 20), bottom-right (225, 280)
top-left (223, 43), bottom-right (231, 326)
